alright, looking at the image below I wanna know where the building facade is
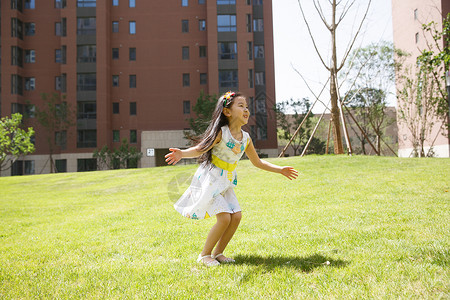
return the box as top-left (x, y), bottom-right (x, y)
top-left (391, 0), bottom-right (450, 157)
top-left (0, 0), bottom-right (278, 176)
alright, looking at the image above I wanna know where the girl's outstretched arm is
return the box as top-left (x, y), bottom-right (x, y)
top-left (165, 131), bottom-right (222, 165)
top-left (245, 138), bottom-right (298, 180)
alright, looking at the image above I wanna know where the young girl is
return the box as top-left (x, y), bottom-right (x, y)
top-left (165, 91), bottom-right (298, 267)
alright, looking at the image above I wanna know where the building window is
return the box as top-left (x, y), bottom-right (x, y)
top-left (77, 131), bottom-right (97, 149)
top-left (200, 73), bottom-right (207, 85)
top-left (55, 22), bottom-right (62, 36)
top-left (183, 100), bottom-right (190, 114)
top-left (25, 77), bottom-right (35, 91)
top-left (218, 42), bottom-right (237, 59)
top-left (217, 15), bottom-right (236, 32)
top-left (25, 0), bottom-right (35, 9)
top-left (255, 71), bottom-right (265, 85)
top-left (11, 161), bottom-right (35, 175)
top-left (61, 74), bottom-right (67, 92)
top-left (112, 48), bottom-right (119, 59)
top-left (254, 45), bottom-right (264, 58)
top-left (55, 131), bottom-right (67, 150)
top-left (182, 0), bottom-right (188, 6)
top-left (129, 21), bottom-right (136, 34)
top-left (77, 17), bottom-right (96, 35)
top-left (77, 102), bottom-right (96, 119)
top-left (77, 158), bottom-right (97, 171)
top-left (182, 46), bottom-right (190, 60)
top-left (199, 46), bottom-right (207, 58)
top-left (11, 46), bottom-right (23, 67)
top-left (246, 14), bottom-right (252, 32)
top-left (11, 18), bottom-right (23, 39)
top-left (130, 102), bottom-right (137, 115)
top-left (247, 41), bottom-right (253, 60)
top-left (113, 130), bottom-right (120, 142)
top-left (55, 0), bottom-right (66, 9)
top-left (55, 159), bottom-right (67, 173)
top-left (25, 23), bottom-right (35, 36)
top-left (61, 46), bottom-right (67, 64)
top-left (217, 0), bottom-right (235, 4)
top-left (112, 75), bottom-right (119, 87)
top-left (219, 70), bottom-right (238, 88)
top-left (182, 20), bottom-right (189, 33)
top-left (253, 19), bottom-right (263, 32)
top-left (414, 9), bottom-right (418, 20)
top-left (11, 0), bottom-right (23, 12)
top-left (415, 32), bottom-right (419, 44)
top-left (77, 0), bottom-right (96, 7)
top-left (130, 130), bottom-right (137, 143)
top-left (25, 104), bottom-right (36, 118)
top-left (11, 103), bottom-right (24, 115)
top-left (129, 75), bottom-right (137, 88)
top-left (129, 48), bottom-right (136, 61)
top-left (253, 0), bottom-right (263, 4)
top-left (183, 73), bottom-right (190, 87)
top-left (248, 69), bottom-right (253, 88)
top-left (25, 161), bottom-right (35, 175)
top-left (129, 0), bottom-right (135, 7)
top-left (55, 76), bottom-right (62, 90)
top-left (77, 45), bottom-right (96, 63)
top-left (11, 74), bottom-right (23, 95)
top-left (249, 97), bottom-right (255, 116)
top-left (61, 18), bottom-right (67, 36)
top-left (256, 99), bottom-right (266, 113)
top-left (112, 21), bottom-right (119, 33)
top-left (199, 0), bottom-right (205, 4)
top-left (199, 19), bottom-right (206, 31)
top-left (113, 0), bottom-right (119, 6)
top-left (77, 73), bottom-right (96, 91)
top-left (55, 49), bottom-right (62, 63)
top-left (113, 102), bottom-right (120, 114)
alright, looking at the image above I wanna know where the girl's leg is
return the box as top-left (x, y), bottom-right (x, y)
top-left (213, 211), bottom-right (242, 259)
top-left (199, 212), bottom-right (231, 264)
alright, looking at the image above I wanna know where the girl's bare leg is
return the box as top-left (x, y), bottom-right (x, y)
top-left (199, 212), bottom-right (231, 264)
top-left (213, 212), bottom-right (242, 260)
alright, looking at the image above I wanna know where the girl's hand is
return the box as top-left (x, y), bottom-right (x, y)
top-left (165, 148), bottom-right (183, 165)
top-left (280, 166), bottom-right (298, 180)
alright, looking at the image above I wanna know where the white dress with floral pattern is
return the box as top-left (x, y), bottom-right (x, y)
top-left (174, 125), bottom-right (250, 220)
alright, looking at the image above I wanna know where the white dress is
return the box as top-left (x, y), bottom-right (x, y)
top-left (174, 125), bottom-right (250, 220)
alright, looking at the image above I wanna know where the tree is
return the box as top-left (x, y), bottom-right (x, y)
top-left (35, 93), bottom-right (74, 172)
top-left (396, 13), bottom-right (449, 157)
top-left (184, 90), bottom-right (217, 144)
top-left (275, 98), bottom-right (325, 155)
top-left (298, 0), bottom-right (372, 154)
top-left (417, 13), bottom-right (450, 135)
top-left (93, 138), bottom-right (143, 170)
top-left (342, 42), bottom-right (400, 155)
top-left (0, 113), bottom-right (35, 172)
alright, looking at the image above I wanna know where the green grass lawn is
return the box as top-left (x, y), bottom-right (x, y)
top-left (0, 156), bottom-right (449, 299)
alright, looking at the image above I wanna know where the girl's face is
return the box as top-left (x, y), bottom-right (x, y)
top-left (224, 96), bottom-right (249, 125)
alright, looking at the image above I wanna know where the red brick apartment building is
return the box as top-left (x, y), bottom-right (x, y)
top-left (0, 0), bottom-right (278, 176)
top-left (392, 0), bottom-right (450, 157)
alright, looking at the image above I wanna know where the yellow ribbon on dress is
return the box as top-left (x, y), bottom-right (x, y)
top-left (211, 154), bottom-right (237, 172)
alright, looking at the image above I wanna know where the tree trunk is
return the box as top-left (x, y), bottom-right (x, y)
top-left (330, 73), bottom-right (344, 154)
top-left (330, 0), bottom-right (344, 154)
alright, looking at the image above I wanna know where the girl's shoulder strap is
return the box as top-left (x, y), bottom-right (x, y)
top-left (220, 125), bottom-right (230, 138)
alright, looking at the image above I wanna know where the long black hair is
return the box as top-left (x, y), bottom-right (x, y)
top-left (197, 91), bottom-right (244, 165)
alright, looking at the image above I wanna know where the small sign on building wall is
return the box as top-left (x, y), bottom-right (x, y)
top-left (146, 148), bottom-right (155, 157)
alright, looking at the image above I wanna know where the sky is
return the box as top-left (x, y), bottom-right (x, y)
top-left (272, 0), bottom-right (394, 112)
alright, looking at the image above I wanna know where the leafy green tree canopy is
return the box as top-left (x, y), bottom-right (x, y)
top-left (0, 113), bottom-right (35, 171)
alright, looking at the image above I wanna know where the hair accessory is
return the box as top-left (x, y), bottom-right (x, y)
top-left (222, 91), bottom-right (236, 107)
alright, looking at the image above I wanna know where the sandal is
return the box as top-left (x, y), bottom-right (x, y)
top-left (197, 254), bottom-right (220, 267)
top-left (213, 253), bottom-right (235, 263)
